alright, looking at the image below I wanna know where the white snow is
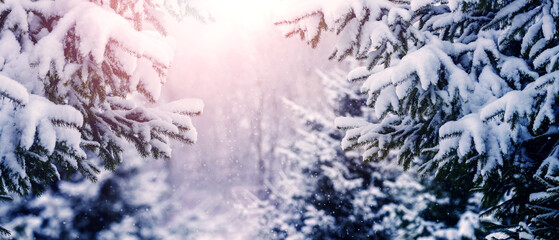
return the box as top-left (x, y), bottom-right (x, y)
top-left (542, 6), bottom-right (556, 40)
top-left (410, 0), bottom-right (436, 11)
top-left (162, 98), bottom-right (204, 115)
top-left (0, 74), bottom-right (29, 105)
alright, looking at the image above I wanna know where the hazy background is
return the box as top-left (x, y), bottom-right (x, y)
top-left (161, 0), bottom-right (342, 237)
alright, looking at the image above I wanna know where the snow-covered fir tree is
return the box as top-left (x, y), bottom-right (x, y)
top-left (248, 66), bottom-right (483, 239)
top-left (0, 194), bottom-right (10, 236)
top-left (0, 151), bottom-right (174, 239)
top-left (254, 68), bottom-right (396, 239)
top-left (0, 0), bottom-right (202, 236)
top-left (277, 0), bottom-right (559, 238)
top-left (0, 0), bottom-right (202, 198)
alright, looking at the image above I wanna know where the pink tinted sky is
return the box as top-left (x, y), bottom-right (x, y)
top-left (162, 0), bottom-right (341, 194)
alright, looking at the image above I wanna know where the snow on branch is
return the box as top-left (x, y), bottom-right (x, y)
top-left (0, 0), bottom-right (203, 196)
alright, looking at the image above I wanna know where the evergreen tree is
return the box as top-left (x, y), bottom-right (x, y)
top-left (250, 67), bottom-right (392, 239)
top-left (0, 194), bottom-right (10, 236)
top-left (0, 0), bottom-right (202, 198)
top-left (250, 67), bottom-right (482, 239)
top-left (0, 0), bottom-right (202, 236)
top-left (0, 151), bottom-right (174, 239)
top-left (278, 0), bottom-right (559, 238)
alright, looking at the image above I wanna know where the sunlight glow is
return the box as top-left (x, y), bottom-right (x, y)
top-left (196, 0), bottom-right (278, 24)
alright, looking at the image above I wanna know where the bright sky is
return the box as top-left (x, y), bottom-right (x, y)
top-left (164, 2), bottom-right (339, 237)
top-left (165, 0), bottom-right (334, 97)
top-left (194, 0), bottom-right (280, 25)
top-left (165, 0), bottom-right (338, 190)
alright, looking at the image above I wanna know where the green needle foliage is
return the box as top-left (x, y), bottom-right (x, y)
top-left (278, 0), bottom-right (559, 238)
